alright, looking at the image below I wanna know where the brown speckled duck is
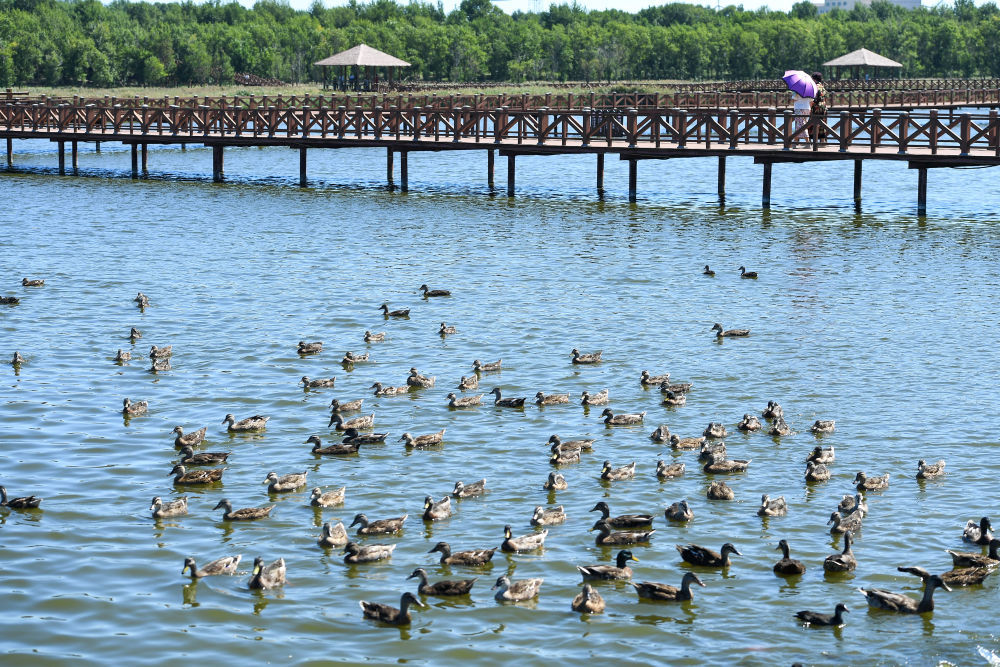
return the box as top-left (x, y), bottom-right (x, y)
top-left (947, 538), bottom-right (1000, 568)
top-left (306, 434), bottom-right (361, 456)
top-left (453, 479), bottom-right (487, 498)
top-left (535, 391), bottom-right (570, 406)
top-left (407, 368), bottom-right (435, 388)
top-left (363, 330), bottom-right (385, 343)
top-left (757, 494), bottom-right (788, 517)
top-left (580, 388), bottom-right (609, 406)
top-left (489, 387), bottom-right (525, 408)
top-left (601, 460), bottom-right (636, 481)
top-left (361, 592), bottom-right (426, 626)
top-left (670, 434), bottom-right (704, 450)
top-left (172, 425), bottom-right (207, 449)
top-left (22, 278), bottom-right (44, 287)
top-left (329, 398), bottom-right (364, 412)
top-left (916, 459), bottom-right (946, 479)
top-left (590, 518), bottom-right (655, 545)
top-left (807, 445), bottom-right (835, 464)
top-left (859, 573), bottom-right (950, 613)
top-left (458, 375), bottom-right (479, 390)
top-left (590, 501), bottom-right (653, 528)
top-left (343, 541), bottom-right (396, 564)
top-left (738, 414), bottom-right (762, 431)
top-left (703, 422), bottom-right (727, 438)
top-left (676, 542), bottom-right (741, 567)
top-left (665, 499), bottom-right (694, 522)
top-left (400, 429), bottom-right (446, 448)
top-left (571, 583), bottom-right (605, 613)
top-left (707, 480), bottom-right (735, 500)
top-left (492, 575), bottom-right (543, 602)
top-left (828, 510), bottom-right (863, 534)
top-left (530, 505), bottom-right (566, 526)
top-left (649, 425), bottom-right (671, 443)
top-left (712, 323), bottom-right (750, 338)
top-left (805, 461), bottom-right (831, 482)
top-left (472, 359), bottom-right (501, 373)
top-left (351, 512), bottom-right (407, 536)
top-left (543, 472), bottom-right (568, 490)
top-left (656, 460), bottom-right (686, 479)
top-left (768, 417), bottom-right (792, 436)
top-left (963, 517), bottom-right (994, 545)
top-left (263, 471), bottom-right (307, 493)
top-left (640, 370), bottom-right (670, 386)
top-left (548, 435), bottom-right (594, 453)
top-left (329, 413), bottom-right (375, 430)
top-left (301, 376), bottom-right (336, 389)
top-left (148, 345), bottom-right (172, 360)
top-left (811, 419), bottom-right (836, 434)
top-left (310, 486), bottom-right (346, 507)
top-left (428, 541), bottom-right (495, 566)
top-left (371, 382), bottom-right (409, 396)
top-left (122, 398), bottom-right (148, 417)
top-left (114, 349), bottom-right (131, 362)
top-left (601, 408), bottom-right (645, 426)
top-left (169, 464), bottom-right (224, 485)
top-left (571, 348), bottom-right (602, 364)
top-left (854, 471), bottom-right (890, 492)
top-left (447, 392), bottom-right (482, 408)
top-left (439, 322), bottom-right (457, 335)
top-left (762, 401), bottom-right (784, 420)
top-left (318, 521), bottom-right (349, 548)
top-left (248, 557), bottom-right (286, 589)
top-left (422, 495), bottom-right (452, 521)
top-left (213, 498), bottom-right (274, 521)
top-left (222, 413), bottom-right (269, 432)
top-left (633, 572), bottom-right (705, 601)
top-left (419, 284), bottom-right (451, 297)
top-left (149, 495), bottom-right (185, 518)
top-left (379, 304), bottom-right (409, 317)
top-left (578, 549), bottom-right (638, 580)
top-left (773, 539), bottom-right (806, 575)
top-left (178, 446), bottom-right (229, 466)
top-left (0, 486), bottom-right (41, 509)
top-left (183, 555), bottom-right (241, 578)
top-left (703, 452), bottom-right (751, 474)
top-left (501, 525), bottom-right (547, 552)
top-left (408, 568), bottom-right (476, 596)
top-left (824, 531), bottom-right (858, 572)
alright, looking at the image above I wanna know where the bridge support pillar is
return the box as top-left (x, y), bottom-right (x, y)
top-left (597, 153), bottom-right (605, 193)
top-left (6, 137), bottom-right (12, 166)
top-left (299, 147), bottom-right (307, 187)
top-left (762, 162), bottom-right (772, 208)
top-left (141, 143), bottom-right (148, 173)
top-left (853, 160), bottom-right (862, 211)
top-left (386, 148), bottom-right (394, 188)
top-left (717, 156), bottom-right (726, 200)
top-left (212, 145), bottom-right (224, 182)
top-left (917, 166), bottom-right (927, 216)
top-left (95, 141), bottom-right (101, 153)
top-left (507, 154), bottom-right (515, 196)
top-left (400, 150), bottom-right (408, 192)
top-left (71, 141), bottom-right (78, 170)
top-left (487, 149), bottom-right (495, 190)
top-left (58, 141), bottom-right (65, 174)
top-left (131, 144), bottom-right (138, 178)
top-left (628, 159), bottom-right (637, 202)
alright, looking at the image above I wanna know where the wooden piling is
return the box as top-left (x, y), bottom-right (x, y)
top-left (386, 147), bottom-right (394, 187)
top-left (58, 141), bottom-right (65, 174)
top-left (7, 137), bottom-right (13, 166)
top-left (131, 144), bottom-right (138, 178)
top-left (853, 160), bottom-right (862, 211)
top-left (400, 150), bottom-right (408, 191)
top-left (487, 149), bottom-right (495, 189)
top-left (596, 153), bottom-right (604, 192)
top-left (717, 156), bottom-right (726, 199)
top-left (917, 166), bottom-right (927, 215)
top-left (299, 147), bottom-right (307, 187)
top-left (212, 145), bottom-right (224, 182)
top-left (507, 154), bottom-right (515, 196)
top-left (628, 159), bottom-right (637, 202)
top-left (94, 141), bottom-right (101, 153)
top-left (71, 141), bottom-right (78, 169)
top-left (141, 143), bottom-right (148, 172)
top-left (762, 162), bottom-right (772, 208)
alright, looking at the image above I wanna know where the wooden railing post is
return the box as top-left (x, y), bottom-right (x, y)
top-left (990, 109), bottom-right (999, 156)
top-left (839, 110), bottom-right (850, 152)
top-left (627, 108), bottom-right (637, 147)
top-left (355, 106), bottom-right (363, 139)
top-left (728, 109), bottom-right (738, 149)
top-left (676, 109), bottom-right (687, 148)
top-left (767, 107), bottom-right (776, 145)
top-left (494, 107), bottom-right (505, 144)
top-left (929, 109), bottom-right (938, 155)
top-left (870, 108), bottom-right (881, 153)
top-left (412, 106), bottom-right (421, 141)
top-left (337, 106), bottom-right (346, 139)
top-left (581, 107), bottom-right (591, 146)
top-left (301, 106), bottom-right (309, 138)
top-left (960, 112), bottom-right (971, 155)
top-left (782, 109), bottom-right (792, 150)
top-left (537, 106), bottom-right (548, 145)
top-left (897, 112), bottom-right (909, 154)
top-left (374, 106), bottom-right (382, 139)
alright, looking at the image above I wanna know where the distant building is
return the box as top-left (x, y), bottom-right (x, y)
top-left (814, 0), bottom-right (921, 13)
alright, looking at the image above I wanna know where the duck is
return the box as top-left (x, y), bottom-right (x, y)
top-left (419, 284), bottom-right (451, 297)
top-left (698, 441), bottom-right (726, 462)
top-left (901, 563), bottom-right (993, 589)
top-left (213, 499), bottom-right (274, 521)
top-left (661, 380), bottom-right (693, 393)
top-left (703, 452), bottom-right (751, 474)
top-left (601, 408), bottom-right (645, 426)
top-left (703, 422), bottom-right (727, 438)
top-left (149, 358), bottom-right (171, 373)
top-left (633, 572), bottom-right (706, 602)
top-left (824, 531), bottom-right (858, 572)
top-left (662, 390), bottom-right (686, 406)
top-left (739, 265), bottom-right (758, 279)
top-left (370, 382), bottom-right (409, 396)
top-left (11, 351), bottom-right (25, 366)
top-left (363, 330), bottom-right (386, 343)
top-left (571, 583), bottom-right (605, 613)
top-left (134, 292), bottom-right (149, 307)
top-left (0, 486), bottom-right (42, 509)
top-left (703, 265), bottom-right (715, 276)
top-left (263, 471), bottom-right (307, 493)
top-left (501, 525), bottom-right (547, 552)
top-left (535, 391), bottom-right (570, 405)
top-left (737, 414), bottom-right (762, 431)
top-left (548, 435), bottom-right (595, 453)
top-left (578, 549), bottom-right (639, 580)
top-left (379, 303), bottom-right (409, 317)
top-left (122, 397), bottom-right (148, 417)
top-left (114, 349), bottom-right (131, 362)
top-left (310, 486), bottom-right (346, 507)
top-left (458, 375), bottom-right (479, 390)
top-left (306, 434), bottom-right (361, 456)
top-left (580, 389), bottom-right (609, 406)
top-left (640, 370), bottom-right (670, 386)
top-left (439, 322), bottom-right (457, 335)
top-left (796, 603), bottom-right (849, 627)
top-left (838, 493), bottom-right (868, 516)
top-left (656, 460), bottom-right (686, 479)
top-left (601, 460), bottom-right (636, 481)
top-left (807, 445), bottom-right (835, 465)
top-left (947, 538), bottom-right (1000, 568)
top-left (0, 296), bottom-right (20, 305)
top-left (182, 555), bottom-right (241, 578)
top-left (428, 541), bottom-right (496, 566)
top-left (317, 521), bottom-right (349, 548)
top-left (859, 574), bottom-right (950, 613)
top-left (342, 428), bottom-right (388, 445)
top-left (916, 459), bottom-right (946, 479)
top-left (453, 479), bottom-right (487, 498)
top-left (650, 425), bottom-right (671, 443)
top-left (712, 323), bottom-right (750, 338)
top-left (148, 345), bottom-right (172, 359)
top-left (492, 575), bottom-right (543, 602)
top-left (422, 495), bottom-right (452, 521)
top-left (472, 359), bottom-right (502, 373)
top-left (757, 494), bottom-right (788, 517)
top-left (489, 387), bottom-right (526, 408)
top-left (247, 557), bottom-right (286, 589)
top-left (329, 413), bottom-right (375, 431)
top-left (301, 376), bottom-right (336, 389)
top-left (530, 505), bottom-right (566, 526)
top-left (828, 510), bottom-right (863, 534)
top-left (178, 446), bottom-right (229, 466)
top-left (169, 464), bottom-right (224, 485)
top-left (590, 501), bottom-right (655, 531)
top-left (963, 517), bottom-right (994, 544)
top-left (447, 392), bottom-right (482, 408)
top-left (571, 348), bottom-right (602, 364)
top-left (406, 368), bottom-right (435, 388)
top-left (296, 340), bottom-right (322, 355)
top-left (408, 568), bottom-right (476, 596)
top-left (543, 472), bottom-right (568, 490)
top-left (341, 351), bottom-right (370, 365)
top-left (855, 471), bottom-right (890, 492)
top-left (351, 512), bottom-right (407, 536)
top-left (665, 499), bottom-right (694, 522)
top-left (329, 398), bottom-right (364, 412)
top-left (129, 327), bottom-right (142, 340)
top-left (172, 425), bottom-right (207, 449)
top-left (768, 417), bottom-right (792, 436)
top-left (670, 434), bottom-right (704, 450)
top-left (591, 518), bottom-right (655, 545)
top-left (707, 480), bottom-right (735, 500)
top-left (149, 495), bottom-right (185, 518)
top-left (22, 277), bottom-right (44, 287)
top-left (400, 429), bottom-right (446, 448)
top-left (762, 401), bottom-right (784, 420)
top-left (811, 419), bottom-right (836, 434)
top-left (343, 541), bottom-right (396, 564)
top-left (774, 539), bottom-right (806, 575)
top-left (361, 592), bottom-right (425, 626)
top-left (222, 413), bottom-right (269, 432)
top-left (676, 542), bottom-right (741, 567)
top-left (805, 461), bottom-right (832, 482)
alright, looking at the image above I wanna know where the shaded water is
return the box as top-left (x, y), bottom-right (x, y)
top-left (2, 140), bottom-right (1000, 665)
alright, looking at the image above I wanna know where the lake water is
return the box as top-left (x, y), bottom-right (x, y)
top-left (2, 139), bottom-right (1000, 666)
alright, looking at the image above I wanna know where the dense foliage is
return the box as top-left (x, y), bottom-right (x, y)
top-left (2, 0), bottom-right (1000, 87)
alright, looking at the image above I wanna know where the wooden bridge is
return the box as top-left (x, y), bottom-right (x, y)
top-left (4, 101), bottom-right (1000, 214)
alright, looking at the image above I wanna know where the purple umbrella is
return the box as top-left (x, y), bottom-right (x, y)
top-left (783, 70), bottom-right (816, 98)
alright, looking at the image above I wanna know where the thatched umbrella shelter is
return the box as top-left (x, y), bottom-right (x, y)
top-left (314, 44), bottom-right (411, 91)
top-left (823, 48), bottom-right (902, 80)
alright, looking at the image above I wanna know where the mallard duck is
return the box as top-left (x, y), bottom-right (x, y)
top-left (11, 351), bottom-right (25, 366)
top-left (428, 542), bottom-right (496, 566)
top-left (248, 557), bottom-right (286, 589)
top-left (114, 349), bottom-right (131, 362)
top-left (550, 448), bottom-right (581, 466)
top-left (343, 541), bottom-right (396, 564)
top-left (419, 284), bottom-right (451, 297)
top-left (172, 425), bottom-right (207, 449)
top-left (400, 429), bottom-right (445, 448)
top-left (453, 479), bottom-right (487, 498)
top-left (535, 391), bottom-right (570, 405)
top-left (774, 539), bottom-right (806, 575)
top-left (364, 330), bottom-right (386, 343)
top-left (670, 434), bottom-right (704, 450)
top-left (263, 471), bottom-right (307, 493)
top-left (703, 265), bottom-right (715, 276)
top-left (301, 376), bottom-right (336, 389)
top-left (318, 521), bottom-right (349, 548)
top-left (796, 603), bottom-right (848, 626)
top-left (406, 368), bottom-right (435, 388)
top-left (0, 296), bottom-right (20, 305)
top-left (213, 499), bottom-right (274, 521)
top-left (656, 460), bottom-right (686, 479)
top-left (805, 461), bottom-right (831, 482)
top-left (591, 518), bottom-right (655, 545)
top-left (492, 575), bottom-right (543, 602)
top-left (423, 495), bottom-right (452, 521)
top-left (661, 379), bottom-right (694, 394)
top-left (222, 413), bottom-right (269, 432)
top-left (665, 499), bottom-right (694, 522)
top-left (306, 434), bottom-right (361, 455)
top-left (855, 471), bottom-right (890, 492)
top-left (329, 398), bottom-right (364, 412)
top-left (149, 345), bottom-right (172, 359)
top-left (122, 398), bottom-right (148, 416)
top-left (439, 322), bottom-right (457, 335)
top-left (351, 512), bottom-right (407, 536)
top-left (489, 387), bottom-right (525, 408)
top-left (703, 422), bottom-right (727, 438)
top-left (342, 428), bottom-right (388, 445)
top-left (601, 408), bottom-right (645, 426)
top-left (698, 441), bottom-right (726, 462)
top-left (501, 525), bottom-right (547, 552)
top-left (0, 486), bottom-right (41, 509)
top-left (543, 472), bottom-right (568, 490)
top-left (361, 592), bottom-right (426, 626)
top-left (310, 486), bottom-right (346, 507)
top-left (342, 351), bottom-right (370, 365)
top-left (762, 401), bottom-right (784, 420)
top-left (183, 555), bottom-right (241, 578)
top-left (129, 327), bottom-right (142, 340)
top-left (859, 574), bottom-right (950, 613)
top-left (662, 390), bottom-right (686, 406)
top-left (590, 501), bottom-right (653, 528)
top-left (807, 445), bottom-right (835, 464)
top-left (601, 460), bottom-right (637, 481)
top-left (757, 494), bottom-right (788, 517)
top-left (947, 538), bottom-right (1000, 568)
top-left (899, 564), bottom-right (993, 589)
top-left (548, 435), bottom-right (595, 453)
top-left (134, 292), bottom-right (149, 307)
top-left (472, 358), bottom-right (502, 373)
top-left (578, 549), bottom-right (638, 580)
top-left (571, 348), bottom-right (602, 364)
top-left (828, 510), bottom-right (863, 534)
top-left (149, 495), bottom-right (185, 518)
top-left (633, 572), bottom-right (705, 602)
top-left (571, 583), bottom-right (605, 613)
top-left (640, 370), bottom-right (670, 386)
top-left (169, 464), bottom-right (224, 485)
top-left (738, 414), bottom-right (762, 431)
top-left (447, 392), bottom-right (482, 408)
top-left (650, 425), bottom-right (671, 443)
top-left (838, 493), bottom-right (868, 516)
top-left (371, 382), bottom-right (409, 396)
top-left (811, 419), bottom-right (836, 433)
top-left (768, 417), bottom-right (792, 437)
top-left (824, 531), bottom-right (858, 572)
top-left (739, 265), bottom-right (758, 279)
top-left (22, 277), bottom-right (44, 287)
top-left (580, 389), bottom-right (609, 406)
top-left (329, 413), bottom-right (375, 430)
top-left (458, 375), bottom-right (479, 390)
top-left (712, 323), bottom-right (750, 338)
top-left (707, 480), bottom-right (735, 500)
top-left (703, 453), bottom-right (751, 474)
top-left (963, 517), bottom-right (994, 544)
top-left (408, 568), bottom-right (476, 596)
top-left (677, 542), bottom-right (741, 567)
top-left (179, 446), bottom-right (229, 466)
top-left (379, 303), bottom-right (409, 317)
top-left (149, 358), bottom-right (171, 372)
top-left (531, 505), bottom-right (566, 526)
top-left (916, 459), bottom-right (946, 479)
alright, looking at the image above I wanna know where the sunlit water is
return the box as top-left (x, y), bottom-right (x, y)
top-left (2, 138), bottom-right (1000, 665)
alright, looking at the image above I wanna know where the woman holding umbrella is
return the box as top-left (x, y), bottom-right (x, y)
top-left (783, 70), bottom-right (815, 147)
top-left (810, 72), bottom-right (829, 144)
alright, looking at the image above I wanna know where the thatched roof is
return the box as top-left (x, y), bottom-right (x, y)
top-left (823, 48), bottom-right (902, 68)
top-left (314, 44), bottom-right (410, 68)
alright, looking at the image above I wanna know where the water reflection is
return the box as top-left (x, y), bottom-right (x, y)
top-left (182, 582), bottom-right (199, 607)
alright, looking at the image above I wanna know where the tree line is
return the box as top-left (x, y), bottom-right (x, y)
top-left (2, 0), bottom-right (999, 88)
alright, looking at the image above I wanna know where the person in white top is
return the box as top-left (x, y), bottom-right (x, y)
top-left (791, 91), bottom-right (812, 146)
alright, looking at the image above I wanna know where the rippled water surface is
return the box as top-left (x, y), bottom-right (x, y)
top-left (3, 140), bottom-right (1000, 665)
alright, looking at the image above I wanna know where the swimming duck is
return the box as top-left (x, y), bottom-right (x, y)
top-left (419, 284), bottom-right (451, 297)
top-left (222, 413), bottom-right (269, 432)
top-left (571, 583), bottom-right (605, 613)
top-left (739, 265), bottom-right (758, 279)
top-left (650, 425), bottom-right (671, 443)
top-left (601, 460), bottom-right (637, 481)
top-left (183, 555), bottom-right (241, 578)
top-left (428, 541), bottom-right (496, 566)
top-left (641, 370), bottom-right (671, 386)
top-left (963, 517), bottom-right (994, 544)
top-left (703, 422), bottom-right (727, 438)
top-left (342, 428), bottom-right (388, 445)
top-left (149, 495), bottom-right (185, 518)
top-left (947, 538), bottom-right (1000, 568)
top-left (501, 525), bottom-right (547, 552)
top-left (916, 459), bottom-right (946, 479)
top-left (656, 460), bottom-right (686, 479)
top-left (768, 417), bottom-right (792, 437)
top-left (738, 414), bottom-right (762, 431)
top-left (633, 572), bottom-right (706, 602)
top-left (698, 441), bottom-right (726, 462)
top-left (489, 387), bottom-right (526, 408)
top-left (301, 376), bottom-right (336, 389)
top-left (661, 380), bottom-right (694, 394)
top-left (422, 495), bottom-right (452, 521)
top-left (548, 435), bottom-right (595, 452)
top-left (811, 420), bottom-right (836, 434)
top-left (571, 348), bottom-right (602, 364)
top-left (855, 471), bottom-right (890, 492)
top-left (149, 345), bottom-right (172, 360)
top-left (530, 505), bottom-right (566, 526)
top-left (458, 375), bottom-right (479, 390)
top-left (762, 401), bottom-right (784, 420)
top-left (472, 359), bottom-right (502, 373)
top-left (169, 464), bottom-right (224, 485)
top-left (707, 480), bottom-right (735, 500)
top-left (703, 452), bottom-right (751, 474)
top-left (263, 471), bottom-right (307, 493)
top-left (114, 349), bottom-right (131, 362)
top-left (492, 575), bottom-right (543, 602)
top-left (712, 323), bottom-right (750, 338)
top-left (828, 510), bottom-right (863, 534)
top-left (439, 322), bottom-right (457, 335)
top-left (591, 518), bottom-right (655, 545)
top-left (774, 539), bottom-right (806, 575)
top-left (859, 574), bottom-right (950, 613)
top-left (550, 448), bottom-right (581, 466)
top-left (178, 446), bottom-right (229, 466)
top-left (665, 499), bottom-right (694, 522)
top-left (453, 479), bottom-right (487, 498)
top-left (580, 389), bottom-right (609, 406)
top-left (342, 351), bottom-right (370, 365)
top-left (805, 461), bottom-right (832, 482)
top-left (11, 351), bottom-right (25, 366)
top-left (807, 445), bottom-right (836, 464)
top-left (757, 494), bottom-right (788, 517)
top-left (247, 557), bottom-right (286, 589)
top-left (446, 392), bottom-right (482, 408)
top-left (361, 592), bottom-right (426, 626)
top-left (343, 541), bottom-right (396, 564)
top-left (296, 340), bottom-right (322, 355)
top-left (351, 512), bottom-right (407, 536)
top-left (317, 521), bottom-right (349, 548)
top-left (379, 304), bottom-right (409, 317)
top-left (796, 603), bottom-right (849, 626)
top-left (329, 398), bottom-right (364, 412)
top-left (329, 413), bottom-right (375, 430)
top-left (306, 434), bottom-right (361, 455)
top-left (824, 531), bottom-right (858, 572)
top-left (601, 408), bottom-right (645, 426)
top-left (370, 382), bottom-right (409, 396)
top-left (670, 434), bottom-right (704, 450)
top-left (543, 472), bottom-right (568, 490)
top-left (578, 550), bottom-right (639, 581)
top-left (898, 564), bottom-right (994, 589)
top-left (310, 486), bottom-right (346, 507)
top-left (363, 330), bottom-right (385, 343)
top-left (535, 391), bottom-right (570, 405)
top-left (662, 390), bottom-right (686, 406)
top-left (129, 327), bottom-right (142, 340)
top-left (22, 278), bottom-right (44, 287)
top-left (676, 542), bottom-right (741, 567)
top-left (408, 568), bottom-right (476, 596)
top-left (149, 358), bottom-right (171, 373)
top-left (400, 430), bottom-right (446, 448)
top-left (213, 498), bottom-right (274, 521)
top-left (838, 493), bottom-right (868, 516)
top-left (0, 296), bottom-right (20, 305)
top-left (703, 265), bottom-right (715, 276)
top-left (172, 425), bottom-right (207, 449)
top-left (134, 292), bottom-right (149, 307)
top-left (406, 368), bottom-right (435, 388)
top-left (122, 398), bottom-right (148, 417)
top-left (0, 486), bottom-right (41, 509)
